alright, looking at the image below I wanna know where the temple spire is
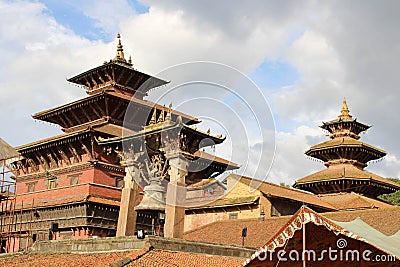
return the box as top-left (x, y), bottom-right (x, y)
top-left (113, 33), bottom-right (131, 65)
top-left (338, 98), bottom-right (352, 120)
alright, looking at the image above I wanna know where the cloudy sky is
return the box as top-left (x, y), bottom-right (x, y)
top-left (1, 0), bottom-right (400, 185)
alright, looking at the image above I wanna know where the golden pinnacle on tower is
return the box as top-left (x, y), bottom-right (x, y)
top-left (338, 98), bottom-right (352, 120)
top-left (112, 33), bottom-right (133, 66)
top-left (149, 108), bottom-right (157, 125)
top-left (113, 33), bottom-right (126, 62)
top-left (157, 106), bottom-right (165, 123)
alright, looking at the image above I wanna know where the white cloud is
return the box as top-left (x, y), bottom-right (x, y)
top-left (0, 1), bottom-right (113, 145)
top-left (287, 30), bottom-right (343, 81)
top-left (268, 125), bottom-right (324, 185)
top-left (2, 0), bottom-right (400, 185)
top-left (120, 2), bottom-right (303, 74)
top-left (71, 0), bottom-right (136, 35)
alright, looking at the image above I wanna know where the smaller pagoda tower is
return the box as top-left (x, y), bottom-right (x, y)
top-left (294, 99), bottom-right (400, 198)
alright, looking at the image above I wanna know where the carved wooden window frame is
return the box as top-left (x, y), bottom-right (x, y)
top-left (26, 181), bottom-right (37, 193)
top-left (68, 173), bottom-right (82, 186)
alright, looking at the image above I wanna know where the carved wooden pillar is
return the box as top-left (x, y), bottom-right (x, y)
top-left (116, 158), bottom-right (140, 237)
top-left (164, 153), bottom-right (187, 238)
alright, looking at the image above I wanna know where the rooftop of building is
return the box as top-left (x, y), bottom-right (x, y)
top-left (32, 90), bottom-right (199, 127)
top-left (320, 98), bottom-right (370, 133)
top-left (4, 236), bottom-right (251, 267)
top-left (230, 174), bottom-right (337, 210)
top-left (316, 191), bottom-right (394, 210)
top-left (183, 206), bottom-right (400, 248)
top-left (0, 138), bottom-right (19, 161)
top-left (0, 247), bottom-right (245, 267)
top-left (307, 136), bottom-right (386, 155)
top-left (294, 163), bottom-right (400, 189)
top-left (67, 34), bottom-right (169, 98)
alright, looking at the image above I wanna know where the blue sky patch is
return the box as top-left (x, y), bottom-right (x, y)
top-left (40, 0), bottom-right (149, 42)
top-left (40, 0), bottom-right (107, 41)
top-left (128, 0), bottom-right (149, 14)
top-left (250, 60), bottom-right (299, 91)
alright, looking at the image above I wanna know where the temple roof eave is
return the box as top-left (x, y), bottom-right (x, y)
top-left (16, 129), bottom-right (91, 153)
top-left (98, 122), bottom-right (225, 146)
top-left (32, 93), bottom-right (106, 121)
top-left (321, 118), bottom-right (370, 130)
top-left (305, 148), bottom-right (386, 163)
top-left (67, 62), bottom-right (168, 94)
top-left (294, 165), bottom-right (400, 192)
top-left (306, 139), bottom-right (387, 156)
top-left (192, 150), bottom-right (239, 169)
top-left (293, 179), bottom-right (400, 197)
top-left (32, 91), bottom-right (199, 125)
top-left (15, 124), bottom-right (124, 153)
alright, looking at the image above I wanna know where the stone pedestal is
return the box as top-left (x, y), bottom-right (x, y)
top-left (116, 160), bottom-right (140, 237)
top-left (164, 154), bottom-right (187, 238)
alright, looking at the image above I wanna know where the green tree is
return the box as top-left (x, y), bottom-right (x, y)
top-left (378, 178), bottom-right (400, 205)
top-left (279, 182), bottom-right (290, 188)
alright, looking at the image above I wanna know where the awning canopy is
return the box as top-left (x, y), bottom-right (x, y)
top-left (243, 206), bottom-right (400, 266)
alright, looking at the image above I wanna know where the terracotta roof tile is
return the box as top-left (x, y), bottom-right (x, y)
top-left (233, 175), bottom-right (336, 210)
top-left (0, 247), bottom-right (244, 267)
top-left (128, 249), bottom-right (244, 267)
top-left (317, 192), bottom-right (394, 210)
top-left (0, 138), bottom-right (19, 160)
top-left (324, 207), bottom-right (400, 236)
top-left (295, 164), bottom-right (400, 190)
top-left (308, 136), bottom-right (386, 154)
top-left (184, 216), bottom-right (290, 248)
top-left (0, 250), bottom-right (144, 267)
top-left (184, 207), bottom-right (400, 248)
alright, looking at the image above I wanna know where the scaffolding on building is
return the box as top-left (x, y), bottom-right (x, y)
top-left (0, 138), bottom-right (34, 253)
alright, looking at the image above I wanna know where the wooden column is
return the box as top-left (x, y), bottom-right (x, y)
top-left (164, 153), bottom-right (187, 238)
top-left (116, 159), bottom-right (140, 236)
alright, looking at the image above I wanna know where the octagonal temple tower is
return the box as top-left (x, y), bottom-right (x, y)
top-left (294, 99), bottom-right (400, 198)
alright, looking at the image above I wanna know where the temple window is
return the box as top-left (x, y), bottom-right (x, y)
top-left (26, 182), bottom-right (37, 193)
top-left (68, 174), bottom-right (81, 186)
top-left (44, 172), bottom-right (59, 189)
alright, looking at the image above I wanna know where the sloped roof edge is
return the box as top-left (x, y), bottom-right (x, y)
top-left (242, 206), bottom-right (400, 266)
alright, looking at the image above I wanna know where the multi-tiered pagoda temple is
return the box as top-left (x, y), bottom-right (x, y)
top-left (6, 34), bottom-right (237, 251)
top-left (294, 99), bottom-right (400, 198)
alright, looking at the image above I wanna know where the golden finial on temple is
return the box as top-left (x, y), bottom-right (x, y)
top-left (149, 108), bottom-right (157, 124)
top-left (157, 106), bottom-right (165, 123)
top-left (338, 98), bottom-right (352, 120)
top-left (113, 33), bottom-right (127, 63)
